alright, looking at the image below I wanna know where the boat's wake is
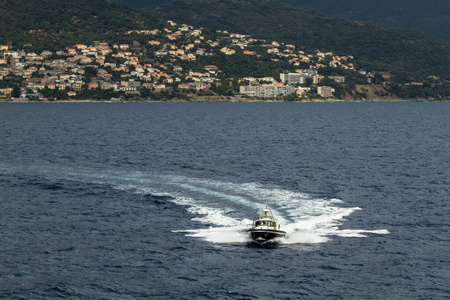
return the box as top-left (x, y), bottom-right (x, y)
top-left (2, 166), bottom-right (389, 245)
top-left (115, 172), bottom-right (389, 245)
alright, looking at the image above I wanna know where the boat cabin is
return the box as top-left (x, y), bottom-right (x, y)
top-left (248, 204), bottom-right (286, 242)
top-left (254, 220), bottom-right (277, 228)
top-left (251, 208), bottom-right (281, 230)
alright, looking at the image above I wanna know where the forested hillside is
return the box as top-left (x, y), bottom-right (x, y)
top-left (120, 0), bottom-right (449, 41)
top-left (0, 0), bottom-right (448, 100)
top-left (147, 0), bottom-right (450, 82)
top-left (0, 0), bottom-right (164, 51)
top-left (284, 0), bottom-right (450, 41)
top-left (119, 0), bottom-right (168, 7)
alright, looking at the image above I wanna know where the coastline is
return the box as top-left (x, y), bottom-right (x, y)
top-left (0, 97), bottom-right (438, 103)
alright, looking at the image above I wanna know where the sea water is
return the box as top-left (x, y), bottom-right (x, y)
top-left (0, 102), bottom-right (449, 299)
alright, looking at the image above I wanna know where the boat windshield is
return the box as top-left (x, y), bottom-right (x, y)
top-left (253, 208), bottom-right (274, 220)
top-left (255, 221), bottom-right (275, 227)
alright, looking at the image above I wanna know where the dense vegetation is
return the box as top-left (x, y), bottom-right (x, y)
top-left (119, 0), bottom-right (169, 8)
top-left (121, 0), bottom-right (449, 41)
top-left (283, 0), bottom-right (450, 41)
top-left (1, 0), bottom-right (448, 83)
top-left (147, 0), bottom-right (450, 83)
top-left (0, 0), bottom-right (164, 51)
top-left (0, 0), bottom-right (448, 100)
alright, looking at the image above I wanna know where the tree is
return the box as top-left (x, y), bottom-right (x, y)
top-left (304, 77), bottom-right (313, 87)
top-left (12, 85), bottom-right (21, 98)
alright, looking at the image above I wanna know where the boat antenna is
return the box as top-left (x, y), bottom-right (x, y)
top-left (265, 199), bottom-right (268, 208)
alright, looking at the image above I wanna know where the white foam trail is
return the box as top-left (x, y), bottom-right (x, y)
top-left (83, 172), bottom-right (391, 244)
top-left (284, 231), bottom-right (330, 244)
top-left (170, 195), bottom-right (254, 244)
top-left (13, 167), bottom-right (389, 245)
top-left (334, 229), bottom-right (391, 237)
top-left (145, 177), bottom-right (390, 245)
top-left (180, 226), bottom-right (250, 244)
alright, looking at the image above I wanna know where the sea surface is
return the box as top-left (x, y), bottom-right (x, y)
top-left (0, 102), bottom-right (449, 299)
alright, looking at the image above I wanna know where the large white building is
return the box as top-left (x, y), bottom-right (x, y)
top-left (280, 72), bottom-right (313, 84)
top-left (239, 85), bottom-right (295, 98)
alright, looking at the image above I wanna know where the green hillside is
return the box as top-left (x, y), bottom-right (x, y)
top-left (120, 0), bottom-right (449, 41)
top-left (283, 0), bottom-right (450, 41)
top-left (0, 0), bottom-right (448, 100)
top-left (0, 0), bottom-right (164, 51)
top-left (148, 0), bottom-right (450, 82)
top-left (119, 0), bottom-right (168, 8)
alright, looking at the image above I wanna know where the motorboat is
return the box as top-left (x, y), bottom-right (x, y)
top-left (247, 202), bottom-right (286, 243)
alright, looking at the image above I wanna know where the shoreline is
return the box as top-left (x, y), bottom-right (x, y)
top-left (0, 98), bottom-right (440, 103)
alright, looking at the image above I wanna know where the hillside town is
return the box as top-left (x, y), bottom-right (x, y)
top-left (0, 20), bottom-right (380, 101)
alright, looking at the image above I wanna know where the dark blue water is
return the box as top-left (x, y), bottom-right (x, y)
top-left (1, 102), bottom-right (449, 299)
